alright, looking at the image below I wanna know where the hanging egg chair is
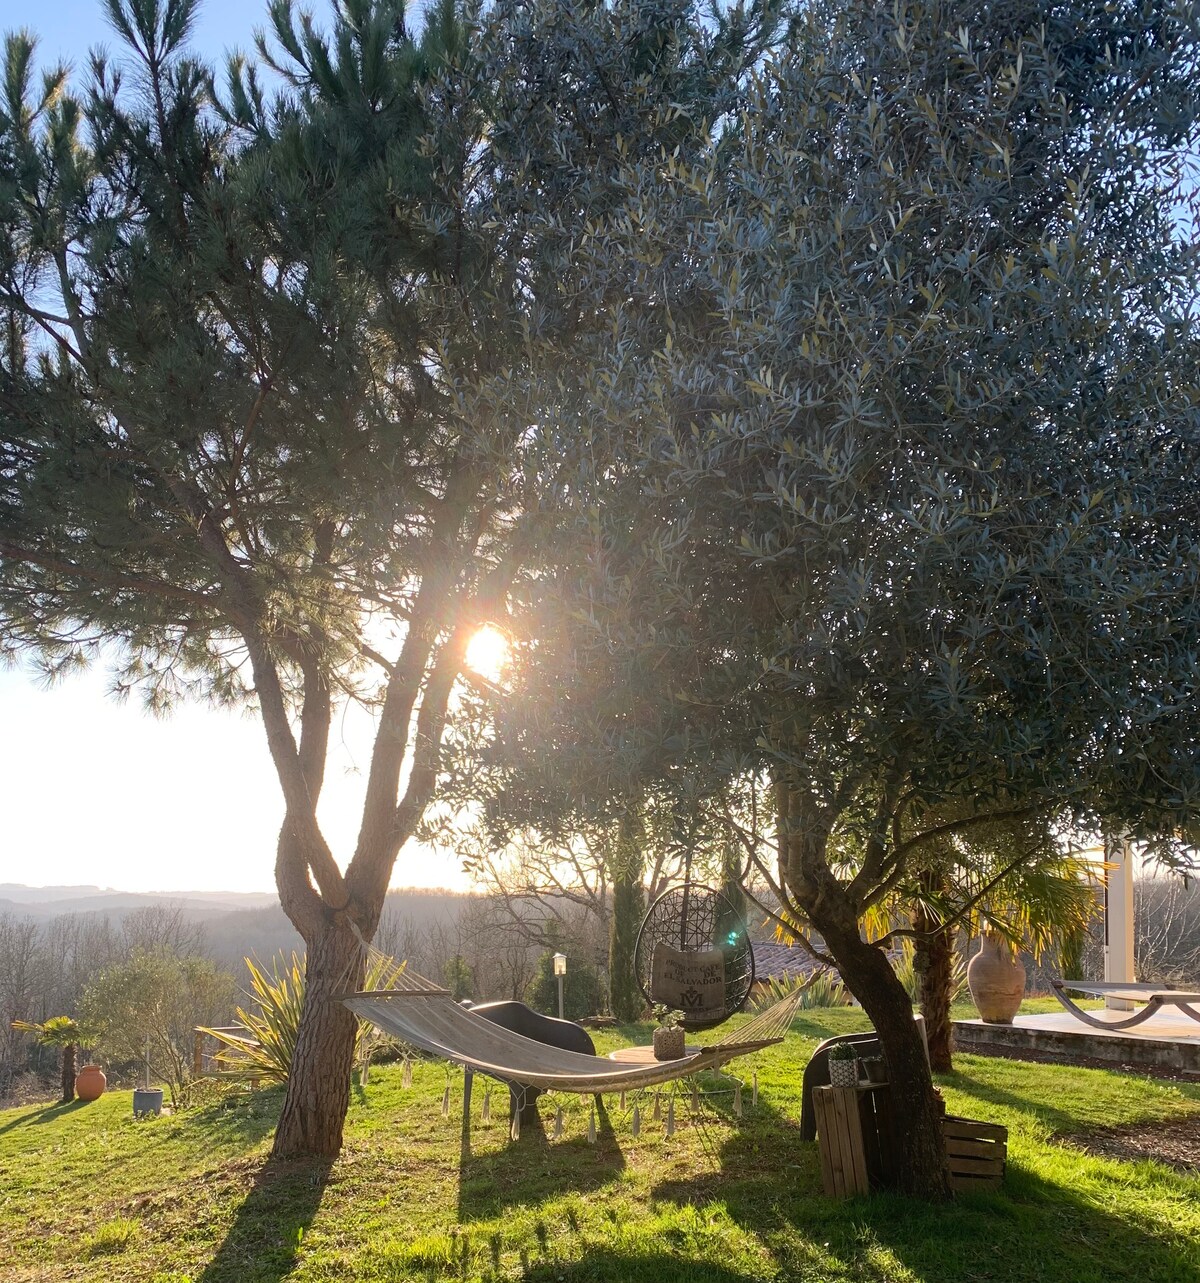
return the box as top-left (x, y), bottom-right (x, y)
top-left (633, 882), bottom-right (755, 1032)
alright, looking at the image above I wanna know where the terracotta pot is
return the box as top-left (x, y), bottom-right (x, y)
top-left (75, 1064), bottom-right (107, 1102)
top-left (653, 1026), bottom-right (686, 1061)
top-left (967, 932), bottom-right (1026, 1024)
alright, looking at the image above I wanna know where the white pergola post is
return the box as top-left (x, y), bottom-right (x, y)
top-left (1103, 834), bottom-right (1136, 1011)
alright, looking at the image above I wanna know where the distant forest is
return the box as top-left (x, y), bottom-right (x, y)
top-left (1, 881), bottom-right (610, 1104)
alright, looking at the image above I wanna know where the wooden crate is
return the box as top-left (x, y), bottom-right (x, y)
top-left (814, 1085), bottom-right (870, 1197)
top-left (943, 1114), bottom-right (1007, 1193)
top-left (813, 1085), bottom-right (897, 1198)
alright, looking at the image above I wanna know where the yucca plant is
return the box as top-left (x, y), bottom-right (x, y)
top-left (751, 968), bottom-right (847, 1013)
top-left (202, 950), bottom-right (407, 1084)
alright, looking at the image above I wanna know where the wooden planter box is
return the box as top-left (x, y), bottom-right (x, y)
top-left (943, 1114), bottom-right (1007, 1192)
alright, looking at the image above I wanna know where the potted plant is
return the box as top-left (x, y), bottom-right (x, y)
top-left (132, 1034), bottom-right (164, 1118)
top-left (827, 1041), bottom-right (859, 1088)
top-left (652, 1005), bottom-right (686, 1061)
top-left (859, 1054), bottom-right (887, 1084)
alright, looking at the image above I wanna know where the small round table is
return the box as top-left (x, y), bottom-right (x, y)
top-left (606, 1045), bottom-right (701, 1065)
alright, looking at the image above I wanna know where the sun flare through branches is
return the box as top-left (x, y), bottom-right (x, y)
top-left (465, 625), bottom-right (510, 683)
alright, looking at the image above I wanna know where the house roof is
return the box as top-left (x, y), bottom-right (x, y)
top-left (750, 942), bottom-right (821, 981)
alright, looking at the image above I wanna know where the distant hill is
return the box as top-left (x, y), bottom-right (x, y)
top-left (0, 884), bottom-right (278, 921)
top-left (0, 883), bottom-right (477, 973)
top-left (0, 883), bottom-right (115, 904)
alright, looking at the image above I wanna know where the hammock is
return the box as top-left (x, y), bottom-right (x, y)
top-left (342, 968), bottom-right (805, 1094)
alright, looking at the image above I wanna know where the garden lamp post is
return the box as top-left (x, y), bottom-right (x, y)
top-left (553, 953), bottom-right (567, 1020)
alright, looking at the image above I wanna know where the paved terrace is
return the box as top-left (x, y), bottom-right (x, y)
top-left (954, 1008), bottom-right (1200, 1077)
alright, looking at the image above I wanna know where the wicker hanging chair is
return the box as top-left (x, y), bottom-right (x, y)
top-left (633, 882), bottom-right (756, 1032)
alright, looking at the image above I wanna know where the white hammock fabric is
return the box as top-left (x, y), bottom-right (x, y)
top-left (342, 969), bottom-right (804, 1094)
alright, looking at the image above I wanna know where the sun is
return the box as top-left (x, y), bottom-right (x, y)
top-left (465, 625), bottom-right (510, 682)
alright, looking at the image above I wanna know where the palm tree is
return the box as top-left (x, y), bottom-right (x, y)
top-left (11, 1016), bottom-right (83, 1103)
top-left (898, 813), bottom-right (1098, 1070)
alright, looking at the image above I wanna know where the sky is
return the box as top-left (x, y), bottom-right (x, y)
top-left (12, 1), bottom-right (266, 73)
top-left (0, 0), bottom-right (470, 896)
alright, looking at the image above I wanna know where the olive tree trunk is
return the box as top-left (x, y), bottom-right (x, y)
top-left (779, 787), bottom-right (950, 1200)
top-left (815, 909), bottom-right (950, 1198)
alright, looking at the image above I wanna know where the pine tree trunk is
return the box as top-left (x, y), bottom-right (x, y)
top-left (271, 922), bottom-right (364, 1158)
top-left (912, 879), bottom-right (955, 1072)
top-left (60, 1043), bottom-right (76, 1104)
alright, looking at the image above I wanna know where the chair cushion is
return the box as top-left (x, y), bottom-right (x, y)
top-left (650, 941), bottom-right (727, 1015)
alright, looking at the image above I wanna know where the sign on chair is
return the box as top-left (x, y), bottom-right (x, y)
top-left (651, 942), bottom-right (726, 1015)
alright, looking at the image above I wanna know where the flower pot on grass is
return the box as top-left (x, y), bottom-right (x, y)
top-left (74, 1065), bottom-right (106, 1102)
top-left (133, 1088), bottom-right (163, 1118)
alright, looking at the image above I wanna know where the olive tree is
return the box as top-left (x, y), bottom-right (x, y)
top-left (496, 0), bottom-right (1200, 1196)
top-left (80, 950), bottom-right (235, 1107)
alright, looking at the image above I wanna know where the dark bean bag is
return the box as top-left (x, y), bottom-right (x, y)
top-left (468, 1000), bottom-right (597, 1056)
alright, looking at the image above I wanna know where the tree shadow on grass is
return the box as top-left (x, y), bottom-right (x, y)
top-left (651, 1094), bottom-right (820, 1221)
top-left (651, 1093), bottom-right (1200, 1283)
top-left (197, 1155), bottom-right (332, 1283)
top-left (457, 1094), bottom-right (626, 1222)
top-left (855, 1163), bottom-right (1200, 1283)
top-left (517, 1248), bottom-right (786, 1282)
top-left (0, 1098), bottom-right (89, 1136)
top-left (184, 1090), bottom-right (282, 1149)
top-left (936, 1066), bottom-right (1116, 1136)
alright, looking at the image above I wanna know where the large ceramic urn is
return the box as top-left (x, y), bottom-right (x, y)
top-left (967, 931), bottom-right (1026, 1024)
top-left (74, 1064), bottom-right (107, 1102)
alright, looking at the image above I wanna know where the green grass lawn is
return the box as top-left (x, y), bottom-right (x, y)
top-left (1, 1007), bottom-right (1197, 1283)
